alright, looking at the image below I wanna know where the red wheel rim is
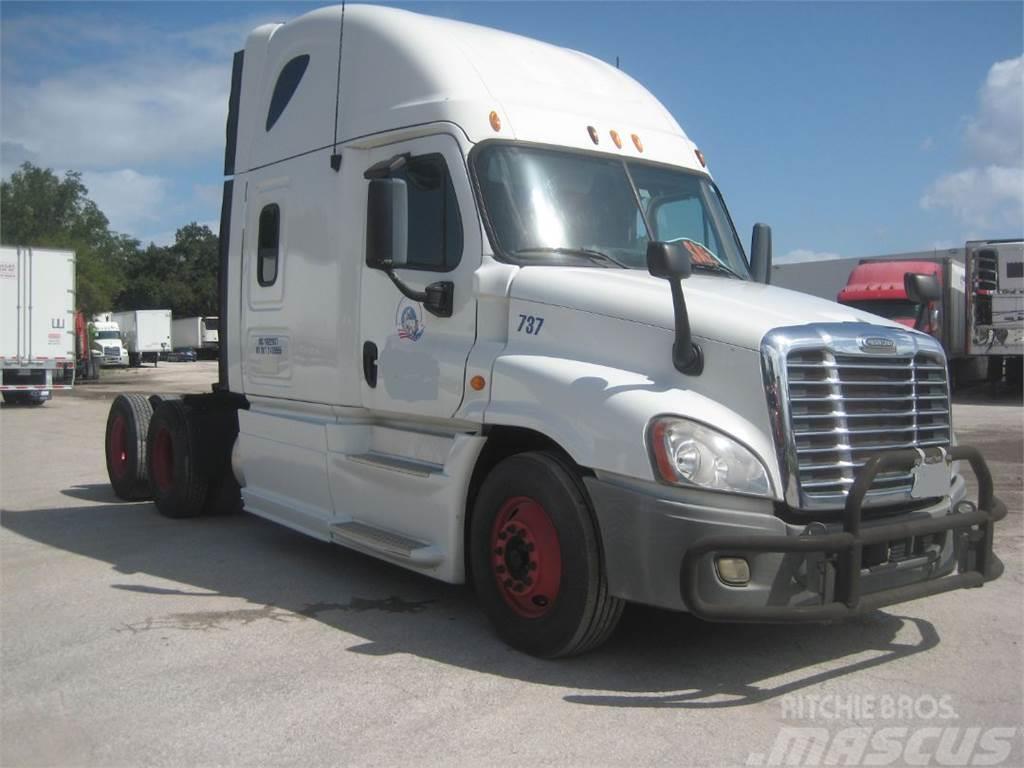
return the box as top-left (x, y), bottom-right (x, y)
top-left (490, 496), bottom-right (561, 618)
top-left (110, 415), bottom-right (128, 479)
top-left (151, 427), bottom-right (174, 491)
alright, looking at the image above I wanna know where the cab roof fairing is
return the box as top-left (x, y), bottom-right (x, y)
top-left (232, 4), bottom-right (706, 175)
top-left (837, 260), bottom-right (942, 303)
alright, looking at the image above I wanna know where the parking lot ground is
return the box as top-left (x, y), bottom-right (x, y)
top-left (1, 370), bottom-right (1021, 767)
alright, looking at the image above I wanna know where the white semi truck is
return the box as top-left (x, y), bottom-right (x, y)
top-left (0, 246), bottom-right (76, 404)
top-left (102, 5), bottom-right (1005, 657)
top-left (91, 315), bottom-right (129, 367)
top-left (171, 315), bottom-right (220, 358)
top-left (111, 309), bottom-right (172, 367)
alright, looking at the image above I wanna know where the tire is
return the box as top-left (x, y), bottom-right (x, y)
top-left (146, 399), bottom-right (209, 518)
top-left (105, 393), bottom-right (154, 500)
top-left (469, 451), bottom-right (624, 658)
top-left (202, 406), bottom-right (242, 516)
top-left (1007, 357), bottom-right (1022, 391)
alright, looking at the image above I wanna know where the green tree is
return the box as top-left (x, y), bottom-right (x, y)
top-left (0, 163), bottom-right (129, 316)
top-left (117, 223), bottom-right (219, 317)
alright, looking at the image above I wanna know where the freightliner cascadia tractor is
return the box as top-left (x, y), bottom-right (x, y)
top-left (103, 5), bottom-right (1005, 657)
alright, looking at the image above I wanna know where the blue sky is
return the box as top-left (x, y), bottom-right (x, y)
top-left (2, 1), bottom-right (1021, 261)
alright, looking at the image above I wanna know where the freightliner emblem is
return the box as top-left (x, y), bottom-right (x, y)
top-left (859, 336), bottom-right (898, 354)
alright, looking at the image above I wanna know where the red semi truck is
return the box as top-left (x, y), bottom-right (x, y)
top-left (836, 240), bottom-right (1023, 387)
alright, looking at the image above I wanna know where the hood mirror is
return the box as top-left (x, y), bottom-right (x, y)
top-left (646, 241), bottom-right (702, 375)
top-left (646, 241), bottom-right (692, 280)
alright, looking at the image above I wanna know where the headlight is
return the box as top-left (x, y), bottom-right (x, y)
top-left (648, 417), bottom-right (771, 497)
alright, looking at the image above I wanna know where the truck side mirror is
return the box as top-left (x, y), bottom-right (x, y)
top-left (904, 272), bottom-right (940, 304)
top-left (750, 223), bottom-right (772, 284)
top-left (646, 241), bottom-right (692, 280)
top-left (364, 176), bottom-right (454, 318)
top-left (366, 178), bottom-right (408, 269)
top-left (646, 241), bottom-right (702, 375)
top-left (904, 272), bottom-right (941, 333)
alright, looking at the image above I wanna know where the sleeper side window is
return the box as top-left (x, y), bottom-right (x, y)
top-left (265, 55), bottom-right (310, 131)
top-left (392, 154), bottom-right (463, 272)
top-left (257, 204), bottom-right (280, 286)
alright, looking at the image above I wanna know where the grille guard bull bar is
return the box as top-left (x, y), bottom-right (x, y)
top-left (680, 446), bottom-right (1006, 622)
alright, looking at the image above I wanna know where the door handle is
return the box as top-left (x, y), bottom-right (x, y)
top-left (362, 341), bottom-right (378, 388)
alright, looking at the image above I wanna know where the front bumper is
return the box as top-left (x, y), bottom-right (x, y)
top-left (587, 446), bottom-right (1005, 620)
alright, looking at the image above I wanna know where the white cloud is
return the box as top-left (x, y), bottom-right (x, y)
top-left (80, 169), bottom-right (168, 235)
top-left (921, 165), bottom-right (1023, 229)
top-left (777, 249), bottom-right (844, 264)
top-left (965, 56), bottom-right (1024, 166)
top-left (2, 61), bottom-right (229, 170)
top-left (921, 55), bottom-right (1024, 231)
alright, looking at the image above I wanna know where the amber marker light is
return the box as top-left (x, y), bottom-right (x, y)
top-left (631, 133), bottom-right (643, 152)
top-left (610, 130), bottom-right (622, 149)
top-left (470, 375), bottom-right (487, 391)
top-left (587, 125), bottom-right (600, 145)
top-left (489, 111), bottom-right (501, 132)
top-left (695, 148), bottom-right (707, 167)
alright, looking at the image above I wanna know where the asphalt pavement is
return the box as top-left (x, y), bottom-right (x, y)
top-left (1, 364), bottom-right (1021, 766)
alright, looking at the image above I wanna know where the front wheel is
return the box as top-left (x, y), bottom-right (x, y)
top-left (470, 451), bottom-right (624, 658)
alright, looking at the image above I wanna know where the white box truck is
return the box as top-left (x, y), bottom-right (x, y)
top-left (172, 316), bottom-right (219, 358)
top-left (111, 310), bottom-right (171, 367)
top-left (0, 246), bottom-right (76, 404)
top-left (102, 5), bottom-right (1006, 657)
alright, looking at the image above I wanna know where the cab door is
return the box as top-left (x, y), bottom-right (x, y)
top-left (359, 133), bottom-right (480, 419)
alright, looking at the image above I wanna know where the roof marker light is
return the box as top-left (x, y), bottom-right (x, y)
top-left (587, 126), bottom-right (600, 145)
top-left (610, 130), bottom-right (622, 149)
top-left (695, 148), bottom-right (707, 167)
top-left (631, 133), bottom-right (643, 152)
top-left (489, 111), bottom-right (501, 132)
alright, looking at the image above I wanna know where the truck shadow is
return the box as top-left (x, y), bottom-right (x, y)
top-left (4, 499), bottom-right (940, 709)
top-left (952, 380), bottom-right (1022, 405)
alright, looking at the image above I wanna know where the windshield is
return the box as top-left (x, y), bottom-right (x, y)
top-left (95, 330), bottom-right (121, 340)
top-left (842, 299), bottom-right (921, 323)
top-left (474, 144), bottom-right (750, 278)
top-left (202, 318), bottom-right (218, 332)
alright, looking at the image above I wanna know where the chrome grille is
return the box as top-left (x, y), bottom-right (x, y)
top-left (103, 346), bottom-right (120, 356)
top-left (762, 324), bottom-right (952, 511)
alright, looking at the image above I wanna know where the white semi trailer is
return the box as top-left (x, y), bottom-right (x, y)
top-left (102, 5), bottom-right (1006, 657)
top-left (172, 316), bottom-right (219, 358)
top-left (0, 246), bottom-right (76, 404)
top-left (111, 310), bottom-right (171, 367)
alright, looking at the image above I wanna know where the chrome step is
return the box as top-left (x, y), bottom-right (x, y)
top-left (329, 521), bottom-right (442, 566)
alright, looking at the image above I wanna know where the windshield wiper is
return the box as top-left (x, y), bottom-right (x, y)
top-left (513, 247), bottom-right (629, 269)
top-left (691, 260), bottom-right (744, 280)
